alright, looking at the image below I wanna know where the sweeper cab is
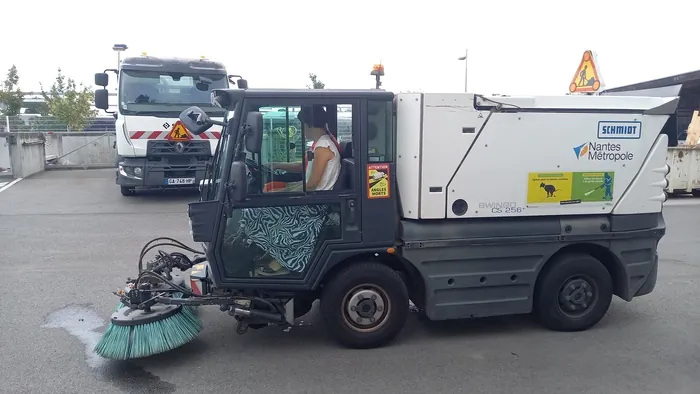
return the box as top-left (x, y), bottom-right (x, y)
top-left (96, 82), bottom-right (678, 358)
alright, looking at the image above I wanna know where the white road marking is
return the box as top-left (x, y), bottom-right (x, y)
top-left (0, 178), bottom-right (22, 193)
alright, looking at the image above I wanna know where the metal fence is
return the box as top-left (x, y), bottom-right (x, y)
top-left (2, 115), bottom-right (116, 133)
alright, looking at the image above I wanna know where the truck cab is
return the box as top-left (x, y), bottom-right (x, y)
top-left (93, 55), bottom-right (233, 196)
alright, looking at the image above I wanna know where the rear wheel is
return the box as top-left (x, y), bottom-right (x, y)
top-left (321, 262), bottom-right (409, 349)
top-left (533, 252), bottom-right (613, 331)
top-left (120, 186), bottom-right (134, 196)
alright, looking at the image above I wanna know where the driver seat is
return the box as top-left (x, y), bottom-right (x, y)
top-left (333, 141), bottom-right (354, 191)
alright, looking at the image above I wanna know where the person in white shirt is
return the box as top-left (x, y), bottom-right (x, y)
top-left (270, 105), bottom-right (342, 191)
top-left (235, 105), bottom-right (344, 277)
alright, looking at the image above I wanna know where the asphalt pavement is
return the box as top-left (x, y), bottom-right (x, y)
top-left (0, 169), bottom-right (698, 394)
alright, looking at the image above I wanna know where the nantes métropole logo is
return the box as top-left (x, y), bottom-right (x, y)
top-left (573, 141), bottom-right (634, 162)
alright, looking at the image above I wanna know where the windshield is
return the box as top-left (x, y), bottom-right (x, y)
top-left (118, 69), bottom-right (228, 116)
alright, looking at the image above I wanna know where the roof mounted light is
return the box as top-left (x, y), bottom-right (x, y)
top-left (371, 64), bottom-right (384, 76)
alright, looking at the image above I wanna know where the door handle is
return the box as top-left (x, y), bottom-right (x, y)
top-left (346, 199), bottom-right (356, 226)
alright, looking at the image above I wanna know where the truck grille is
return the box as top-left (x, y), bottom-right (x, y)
top-left (147, 140), bottom-right (210, 157)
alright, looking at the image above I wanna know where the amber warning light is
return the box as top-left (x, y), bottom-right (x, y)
top-left (371, 63), bottom-right (384, 89)
top-left (371, 64), bottom-right (385, 76)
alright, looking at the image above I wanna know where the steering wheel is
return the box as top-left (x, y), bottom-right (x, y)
top-left (244, 157), bottom-right (261, 173)
top-left (244, 158), bottom-right (305, 190)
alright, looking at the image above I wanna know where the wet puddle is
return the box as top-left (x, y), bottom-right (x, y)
top-left (42, 304), bottom-right (108, 369)
top-left (42, 304), bottom-right (176, 393)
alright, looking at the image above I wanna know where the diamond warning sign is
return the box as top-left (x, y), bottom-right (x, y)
top-left (166, 121), bottom-right (191, 141)
top-left (569, 50), bottom-right (605, 94)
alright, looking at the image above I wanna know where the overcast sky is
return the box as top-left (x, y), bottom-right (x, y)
top-left (2, 0), bottom-right (699, 96)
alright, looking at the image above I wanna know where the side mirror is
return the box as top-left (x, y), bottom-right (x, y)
top-left (245, 112), bottom-right (263, 153)
top-left (179, 106), bottom-right (214, 135)
top-left (227, 75), bottom-right (249, 89)
top-left (94, 89), bottom-right (109, 110)
top-left (95, 73), bottom-right (109, 87)
top-left (229, 161), bottom-right (248, 201)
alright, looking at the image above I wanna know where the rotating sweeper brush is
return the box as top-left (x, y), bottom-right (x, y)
top-left (94, 237), bottom-right (208, 360)
top-left (94, 236), bottom-right (291, 360)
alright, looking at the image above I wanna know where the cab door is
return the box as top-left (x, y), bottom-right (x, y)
top-left (209, 95), bottom-right (364, 290)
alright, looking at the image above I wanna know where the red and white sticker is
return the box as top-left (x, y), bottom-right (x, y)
top-left (129, 130), bottom-right (221, 140)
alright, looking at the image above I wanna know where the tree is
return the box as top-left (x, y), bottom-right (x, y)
top-left (40, 68), bottom-right (97, 131)
top-left (307, 73), bottom-right (325, 89)
top-left (0, 65), bottom-right (24, 116)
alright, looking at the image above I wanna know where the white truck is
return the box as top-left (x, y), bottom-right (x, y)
top-left (93, 55), bottom-right (240, 196)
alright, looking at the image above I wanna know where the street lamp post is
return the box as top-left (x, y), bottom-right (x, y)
top-left (457, 49), bottom-right (468, 93)
top-left (112, 44), bottom-right (128, 69)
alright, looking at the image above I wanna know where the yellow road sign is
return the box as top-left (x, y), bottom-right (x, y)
top-left (166, 121), bottom-right (191, 141)
top-left (569, 50), bottom-right (603, 94)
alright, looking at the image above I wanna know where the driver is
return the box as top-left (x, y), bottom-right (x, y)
top-left (266, 105), bottom-right (342, 191)
top-left (237, 105), bottom-right (341, 276)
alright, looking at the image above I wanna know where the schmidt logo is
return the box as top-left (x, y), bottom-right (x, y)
top-left (597, 121), bottom-right (642, 140)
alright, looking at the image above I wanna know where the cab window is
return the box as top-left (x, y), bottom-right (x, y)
top-left (367, 100), bottom-right (393, 162)
top-left (244, 102), bottom-right (355, 194)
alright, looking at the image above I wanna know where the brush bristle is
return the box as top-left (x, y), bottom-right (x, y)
top-left (94, 293), bottom-right (202, 360)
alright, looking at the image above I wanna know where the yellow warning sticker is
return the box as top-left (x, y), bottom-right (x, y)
top-left (367, 163), bottom-right (390, 199)
top-left (166, 121), bottom-right (191, 141)
top-left (527, 172), bottom-right (573, 204)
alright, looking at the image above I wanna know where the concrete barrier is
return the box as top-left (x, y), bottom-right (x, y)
top-left (0, 135), bottom-right (11, 175)
top-left (0, 132), bottom-right (46, 178)
top-left (45, 132), bottom-right (117, 169)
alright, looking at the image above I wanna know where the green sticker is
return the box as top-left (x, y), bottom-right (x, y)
top-left (571, 172), bottom-right (614, 202)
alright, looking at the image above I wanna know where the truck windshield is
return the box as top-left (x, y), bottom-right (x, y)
top-left (118, 69), bottom-right (228, 116)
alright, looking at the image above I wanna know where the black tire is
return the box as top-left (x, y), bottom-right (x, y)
top-left (120, 186), bottom-right (134, 196)
top-left (534, 252), bottom-right (613, 332)
top-left (320, 262), bottom-right (409, 349)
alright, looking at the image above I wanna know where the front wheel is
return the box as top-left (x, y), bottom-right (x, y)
top-left (320, 262), bottom-right (409, 349)
top-left (533, 252), bottom-right (613, 332)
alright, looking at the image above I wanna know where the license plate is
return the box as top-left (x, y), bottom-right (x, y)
top-left (166, 178), bottom-right (195, 185)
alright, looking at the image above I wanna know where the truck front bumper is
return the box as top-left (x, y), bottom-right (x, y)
top-left (117, 157), bottom-right (209, 190)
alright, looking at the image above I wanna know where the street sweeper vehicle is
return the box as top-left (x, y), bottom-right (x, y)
top-left (92, 54), bottom-right (237, 196)
top-left (95, 83), bottom-right (677, 360)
